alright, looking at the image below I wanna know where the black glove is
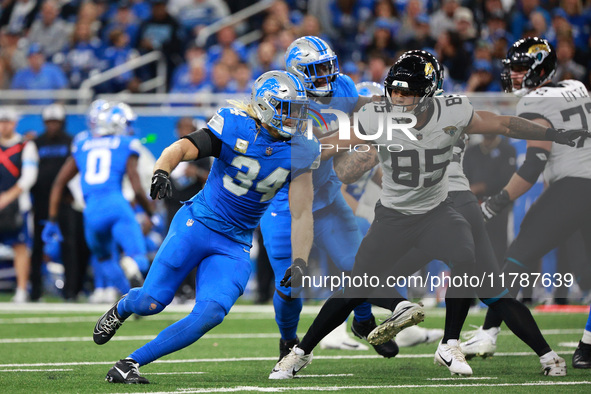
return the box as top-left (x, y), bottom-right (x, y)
top-left (150, 169), bottom-right (172, 200)
top-left (480, 189), bottom-right (511, 221)
top-left (546, 128), bottom-right (591, 147)
top-left (281, 258), bottom-right (306, 288)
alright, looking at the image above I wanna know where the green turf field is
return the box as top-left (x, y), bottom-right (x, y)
top-left (0, 302), bottom-right (589, 393)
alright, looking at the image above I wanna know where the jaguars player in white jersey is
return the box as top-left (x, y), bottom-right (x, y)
top-left (467, 37), bottom-right (591, 369)
top-left (269, 52), bottom-right (589, 379)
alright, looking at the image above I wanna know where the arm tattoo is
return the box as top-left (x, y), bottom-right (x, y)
top-left (507, 117), bottom-right (548, 140)
top-left (333, 149), bottom-right (380, 184)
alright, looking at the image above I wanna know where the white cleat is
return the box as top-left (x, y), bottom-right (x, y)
top-left (88, 288), bottom-right (106, 304)
top-left (367, 301), bottom-right (425, 345)
top-left (460, 325), bottom-right (499, 359)
top-left (320, 322), bottom-right (369, 351)
top-left (120, 256), bottom-right (144, 288)
top-left (11, 288), bottom-right (29, 303)
top-left (396, 325), bottom-right (444, 347)
top-left (540, 352), bottom-right (567, 376)
top-left (434, 339), bottom-right (473, 376)
top-left (269, 345), bottom-right (312, 379)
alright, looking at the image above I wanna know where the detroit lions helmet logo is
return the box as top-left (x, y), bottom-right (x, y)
top-left (256, 77), bottom-right (281, 99)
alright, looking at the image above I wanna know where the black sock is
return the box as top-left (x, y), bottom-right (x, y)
top-left (442, 297), bottom-right (471, 343)
top-left (482, 307), bottom-right (503, 330)
top-left (299, 297), bottom-right (365, 354)
top-left (488, 298), bottom-right (551, 356)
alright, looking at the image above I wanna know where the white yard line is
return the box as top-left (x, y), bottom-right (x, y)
top-left (427, 377), bottom-right (498, 380)
top-left (0, 351), bottom-right (576, 368)
top-left (128, 381), bottom-right (591, 393)
top-left (147, 372), bottom-right (207, 375)
top-left (0, 328), bottom-right (584, 344)
top-left (558, 341), bottom-right (579, 347)
top-left (0, 368), bottom-right (73, 372)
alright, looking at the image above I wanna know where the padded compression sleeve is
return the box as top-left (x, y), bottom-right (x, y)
top-left (182, 128), bottom-right (222, 159)
top-left (516, 146), bottom-right (549, 184)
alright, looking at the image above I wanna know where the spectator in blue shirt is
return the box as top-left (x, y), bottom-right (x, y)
top-left (249, 41), bottom-right (280, 80)
top-left (466, 59), bottom-right (502, 92)
top-left (176, 0), bottom-right (229, 41)
top-left (170, 58), bottom-right (209, 93)
top-left (102, 29), bottom-right (137, 92)
top-left (11, 43), bottom-right (68, 104)
top-left (511, 0), bottom-right (550, 40)
top-left (101, 1), bottom-right (140, 47)
top-left (57, 21), bottom-right (105, 88)
top-left (171, 42), bottom-right (205, 88)
top-left (209, 62), bottom-right (236, 94)
top-left (559, 1), bottom-right (590, 50)
top-left (228, 62), bottom-right (252, 95)
top-left (206, 26), bottom-right (247, 65)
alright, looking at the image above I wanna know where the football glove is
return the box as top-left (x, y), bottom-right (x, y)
top-left (546, 128), bottom-right (591, 147)
top-left (41, 221), bottom-right (63, 244)
top-left (480, 189), bottom-right (511, 221)
top-left (43, 238), bottom-right (61, 262)
top-left (281, 258), bottom-right (306, 288)
top-left (150, 169), bottom-right (172, 200)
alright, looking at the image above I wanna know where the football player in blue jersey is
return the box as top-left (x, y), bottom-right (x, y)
top-left (260, 36), bottom-right (398, 360)
top-left (91, 70), bottom-right (319, 384)
top-left (43, 102), bottom-right (153, 300)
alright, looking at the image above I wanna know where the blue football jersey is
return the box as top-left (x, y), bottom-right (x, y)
top-left (188, 107), bottom-right (319, 246)
top-left (71, 132), bottom-right (141, 203)
top-left (269, 73), bottom-right (359, 212)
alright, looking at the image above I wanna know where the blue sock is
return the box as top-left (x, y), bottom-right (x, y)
top-left (353, 302), bottom-right (372, 322)
top-left (101, 256), bottom-right (130, 294)
top-left (586, 309), bottom-right (591, 332)
top-left (129, 301), bottom-right (225, 366)
top-left (91, 256), bottom-right (105, 289)
top-left (273, 291), bottom-right (302, 341)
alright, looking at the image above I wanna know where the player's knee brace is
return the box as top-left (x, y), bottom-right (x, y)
top-left (126, 288), bottom-right (165, 316)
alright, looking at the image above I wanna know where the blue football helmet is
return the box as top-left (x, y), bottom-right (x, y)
top-left (94, 103), bottom-right (136, 136)
top-left (86, 99), bottom-right (110, 130)
top-left (251, 70), bottom-right (309, 138)
top-left (285, 36), bottom-right (339, 97)
top-left (356, 81), bottom-right (383, 98)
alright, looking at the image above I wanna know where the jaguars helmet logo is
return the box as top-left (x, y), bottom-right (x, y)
top-left (527, 43), bottom-right (550, 55)
top-left (424, 62), bottom-right (435, 78)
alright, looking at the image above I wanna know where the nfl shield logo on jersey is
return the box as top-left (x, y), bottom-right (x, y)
top-left (265, 146), bottom-right (273, 155)
top-left (416, 133), bottom-right (423, 140)
top-left (443, 126), bottom-right (457, 136)
top-left (186, 219), bottom-right (194, 227)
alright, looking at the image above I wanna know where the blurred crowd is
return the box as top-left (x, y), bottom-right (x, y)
top-left (0, 0), bottom-right (589, 98)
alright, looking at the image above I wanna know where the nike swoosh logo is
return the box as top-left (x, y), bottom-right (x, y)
top-left (438, 352), bottom-right (453, 367)
top-left (389, 306), bottom-right (412, 321)
top-left (114, 366), bottom-right (130, 380)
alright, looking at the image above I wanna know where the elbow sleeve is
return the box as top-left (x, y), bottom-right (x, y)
top-left (182, 128), bottom-right (222, 159)
top-left (516, 146), bottom-right (549, 184)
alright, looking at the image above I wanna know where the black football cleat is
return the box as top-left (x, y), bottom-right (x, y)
top-left (573, 341), bottom-right (591, 369)
top-left (279, 336), bottom-right (300, 361)
top-left (105, 359), bottom-right (149, 384)
top-left (352, 315), bottom-right (399, 358)
top-left (93, 296), bottom-right (127, 345)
